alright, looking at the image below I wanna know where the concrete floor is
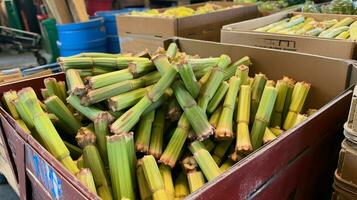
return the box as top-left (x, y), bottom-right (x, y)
top-left (0, 45), bottom-right (37, 70)
top-left (0, 175), bottom-right (19, 200)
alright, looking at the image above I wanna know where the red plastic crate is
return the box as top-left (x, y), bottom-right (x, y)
top-left (86, 0), bottom-right (112, 15)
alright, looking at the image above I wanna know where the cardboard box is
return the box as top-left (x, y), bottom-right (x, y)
top-left (221, 12), bottom-right (357, 59)
top-left (117, 1), bottom-right (260, 53)
top-left (336, 139), bottom-right (357, 186)
top-left (0, 38), bottom-right (355, 199)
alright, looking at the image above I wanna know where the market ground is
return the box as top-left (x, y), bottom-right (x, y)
top-left (0, 175), bottom-right (18, 200)
top-left (0, 46), bottom-right (37, 69)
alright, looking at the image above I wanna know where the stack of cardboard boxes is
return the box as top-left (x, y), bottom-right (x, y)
top-left (334, 86), bottom-right (357, 199)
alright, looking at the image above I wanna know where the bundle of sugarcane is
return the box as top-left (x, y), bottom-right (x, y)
top-left (2, 43), bottom-right (313, 199)
top-left (254, 14), bottom-right (357, 40)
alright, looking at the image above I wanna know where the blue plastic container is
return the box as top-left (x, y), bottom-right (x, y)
top-left (107, 35), bottom-right (120, 53)
top-left (95, 8), bottom-right (147, 35)
top-left (56, 18), bottom-right (106, 56)
top-left (57, 38), bottom-right (107, 57)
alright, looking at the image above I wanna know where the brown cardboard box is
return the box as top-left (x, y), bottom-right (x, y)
top-left (336, 139), bottom-right (357, 187)
top-left (221, 12), bottom-right (357, 59)
top-left (0, 38), bottom-right (355, 199)
top-left (117, 2), bottom-right (260, 53)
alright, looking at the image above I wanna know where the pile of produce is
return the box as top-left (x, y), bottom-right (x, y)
top-left (2, 44), bottom-right (312, 200)
top-left (302, 0), bottom-right (357, 15)
top-left (235, 0), bottom-right (304, 14)
top-left (254, 14), bottom-right (357, 40)
top-left (130, 3), bottom-right (240, 18)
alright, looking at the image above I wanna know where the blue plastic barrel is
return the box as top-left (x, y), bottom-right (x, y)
top-left (95, 8), bottom-right (146, 53)
top-left (95, 8), bottom-right (147, 35)
top-left (57, 38), bottom-right (107, 57)
top-left (106, 35), bottom-right (120, 53)
top-left (56, 18), bottom-right (106, 56)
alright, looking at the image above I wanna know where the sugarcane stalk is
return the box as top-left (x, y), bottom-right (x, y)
top-left (198, 70), bottom-right (211, 87)
top-left (135, 111), bottom-right (155, 153)
top-left (107, 134), bottom-right (135, 200)
top-left (223, 56), bottom-right (252, 80)
top-left (13, 99), bottom-right (34, 128)
top-left (149, 108), bottom-right (165, 159)
top-left (2, 90), bottom-right (20, 119)
top-left (44, 77), bottom-right (66, 102)
top-left (292, 114), bottom-right (308, 127)
top-left (189, 141), bottom-right (221, 181)
top-left (328, 17), bottom-right (353, 31)
top-left (159, 164), bottom-right (175, 199)
top-left (124, 132), bottom-right (137, 192)
top-left (172, 81), bottom-right (213, 141)
top-left (263, 128), bottom-right (277, 144)
top-left (76, 168), bottom-right (97, 195)
top-left (235, 65), bottom-right (249, 85)
top-left (229, 151), bottom-right (242, 162)
top-left (283, 82), bottom-right (310, 130)
top-left (166, 43), bottom-right (178, 60)
top-left (267, 16), bottom-right (305, 33)
top-left (76, 156), bottom-right (85, 169)
top-left (215, 76), bottom-right (241, 139)
top-left (62, 56), bottom-right (151, 69)
top-left (129, 61), bottom-right (155, 74)
top-left (45, 95), bottom-right (82, 135)
top-left (250, 73), bottom-right (268, 124)
top-left (177, 59), bottom-right (200, 98)
top-left (64, 141), bottom-right (82, 159)
top-left (91, 66), bottom-right (114, 75)
top-left (220, 159), bottom-right (235, 172)
top-left (76, 128), bottom-right (111, 199)
top-left (66, 69), bottom-right (86, 96)
top-left (141, 155), bottom-right (170, 200)
top-left (209, 106), bottom-right (222, 129)
top-left (198, 55), bottom-right (231, 111)
top-left (187, 171), bottom-right (205, 193)
top-left (110, 65), bottom-right (177, 134)
top-left (166, 98), bottom-right (182, 121)
top-left (207, 81), bottom-right (229, 114)
top-left (87, 68), bottom-right (141, 89)
top-left (58, 81), bottom-right (67, 100)
top-left (67, 95), bottom-right (113, 122)
top-left (335, 30), bottom-right (350, 39)
top-left (174, 172), bottom-right (189, 199)
top-left (270, 126), bottom-right (284, 136)
top-left (319, 26), bottom-right (350, 38)
top-left (25, 98), bottom-right (79, 174)
top-left (137, 163), bottom-right (153, 200)
top-left (137, 162), bottom-right (153, 200)
top-left (187, 57), bottom-right (220, 72)
top-left (236, 85), bottom-right (252, 154)
top-left (142, 95), bottom-right (167, 116)
top-left (151, 54), bottom-right (171, 74)
top-left (15, 119), bottom-right (31, 135)
top-left (251, 86), bottom-right (278, 150)
top-left (254, 19), bottom-right (289, 32)
top-left (108, 85), bottom-right (153, 112)
top-left (76, 68), bottom-right (94, 78)
top-left (212, 140), bottom-right (233, 165)
top-left (282, 77), bottom-right (295, 125)
top-left (41, 88), bottom-right (49, 99)
top-left (202, 138), bottom-right (216, 152)
top-left (84, 71), bottom-right (160, 105)
top-left (93, 113), bottom-right (112, 166)
top-left (160, 115), bottom-right (190, 167)
top-left (270, 79), bottom-right (289, 128)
